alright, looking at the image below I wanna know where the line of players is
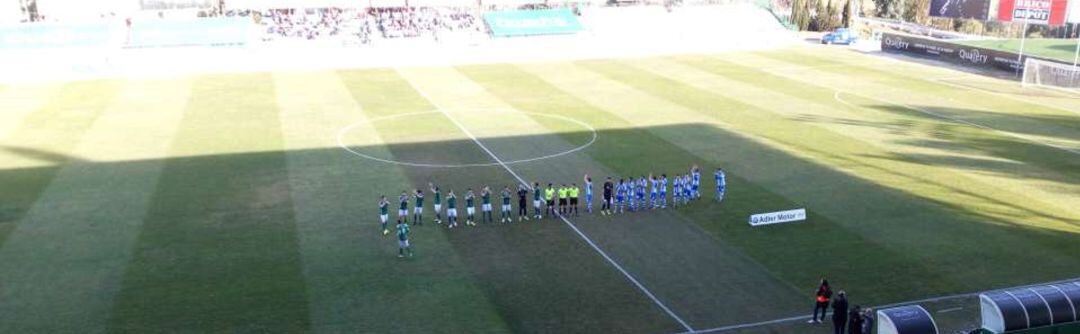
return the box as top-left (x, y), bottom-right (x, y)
top-left (378, 166), bottom-right (727, 235)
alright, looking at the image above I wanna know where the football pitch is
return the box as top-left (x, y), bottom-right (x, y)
top-left (0, 46), bottom-right (1078, 333)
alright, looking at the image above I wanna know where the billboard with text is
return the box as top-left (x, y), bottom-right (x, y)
top-left (929, 0), bottom-right (991, 19)
top-left (880, 33), bottom-right (1027, 73)
top-left (997, 0), bottom-right (1069, 25)
top-left (483, 9), bottom-right (583, 37)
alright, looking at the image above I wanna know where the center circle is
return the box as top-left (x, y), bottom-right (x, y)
top-left (336, 110), bottom-right (597, 168)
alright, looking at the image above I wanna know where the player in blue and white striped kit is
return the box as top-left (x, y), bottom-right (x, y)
top-left (672, 174), bottom-right (683, 207)
top-left (691, 165), bottom-right (702, 200)
top-left (635, 176), bottom-right (647, 212)
top-left (615, 179), bottom-right (627, 213)
top-left (649, 175), bottom-right (659, 210)
top-left (659, 174), bottom-right (668, 209)
top-left (584, 174), bottom-right (594, 214)
top-left (715, 167), bottom-right (726, 203)
top-left (682, 174), bottom-right (693, 201)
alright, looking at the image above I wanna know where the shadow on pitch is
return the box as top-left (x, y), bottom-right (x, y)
top-left (344, 123), bottom-right (1080, 328)
top-left (790, 105), bottom-right (1080, 188)
top-left (1, 123), bottom-right (1078, 333)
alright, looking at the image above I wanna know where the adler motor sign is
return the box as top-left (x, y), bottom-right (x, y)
top-left (998, 0), bottom-right (1069, 25)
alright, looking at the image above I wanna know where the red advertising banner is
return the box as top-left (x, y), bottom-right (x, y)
top-left (997, 0), bottom-right (1069, 25)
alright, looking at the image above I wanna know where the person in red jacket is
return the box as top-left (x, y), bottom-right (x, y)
top-left (808, 278), bottom-right (832, 324)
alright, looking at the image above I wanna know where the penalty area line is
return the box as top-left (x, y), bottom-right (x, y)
top-left (395, 68), bottom-right (695, 332)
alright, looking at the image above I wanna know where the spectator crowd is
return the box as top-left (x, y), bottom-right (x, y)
top-left (369, 7), bottom-right (481, 39)
top-left (255, 6), bottom-right (482, 44)
top-left (261, 8), bottom-right (374, 42)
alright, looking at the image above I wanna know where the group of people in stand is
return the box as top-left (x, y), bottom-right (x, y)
top-left (377, 166), bottom-right (727, 258)
top-left (368, 7), bottom-right (480, 39)
top-left (810, 278), bottom-right (875, 334)
top-left (261, 8), bottom-right (368, 41)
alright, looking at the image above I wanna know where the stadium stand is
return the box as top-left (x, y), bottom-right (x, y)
top-left (0, 1), bottom-right (794, 82)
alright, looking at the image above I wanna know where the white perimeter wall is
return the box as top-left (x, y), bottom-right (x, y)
top-left (2, 0), bottom-right (21, 23)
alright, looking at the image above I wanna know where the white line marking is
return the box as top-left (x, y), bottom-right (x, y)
top-left (677, 276), bottom-right (1080, 334)
top-left (395, 68), bottom-right (694, 332)
top-left (759, 64), bottom-right (1080, 156)
top-left (931, 78), bottom-right (1080, 116)
top-left (831, 90), bottom-right (1080, 156)
top-left (336, 109), bottom-right (597, 168)
top-left (937, 307), bottom-right (964, 313)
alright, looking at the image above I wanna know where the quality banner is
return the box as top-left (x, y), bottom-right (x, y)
top-left (483, 8), bottom-right (583, 37)
top-left (881, 33), bottom-right (1028, 73)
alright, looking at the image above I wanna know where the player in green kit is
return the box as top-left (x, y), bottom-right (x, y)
top-left (481, 186), bottom-right (493, 223)
top-left (396, 219), bottom-right (412, 258)
top-left (397, 191), bottom-right (409, 224)
top-left (412, 188), bottom-right (424, 226)
top-left (465, 189), bottom-right (477, 226)
top-left (500, 186), bottom-right (512, 223)
top-left (446, 190), bottom-right (458, 228)
top-left (378, 195), bottom-right (390, 235)
top-left (430, 183), bottom-right (442, 224)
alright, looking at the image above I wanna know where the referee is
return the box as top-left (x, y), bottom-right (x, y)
top-left (517, 184), bottom-right (529, 222)
top-left (602, 177), bottom-right (614, 215)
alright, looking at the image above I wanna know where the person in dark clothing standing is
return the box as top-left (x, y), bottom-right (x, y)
top-left (848, 305), bottom-right (863, 334)
top-left (516, 184), bottom-right (529, 222)
top-left (832, 291), bottom-right (849, 334)
top-left (601, 177), bottom-right (614, 215)
top-left (861, 308), bottom-right (874, 334)
top-left (809, 278), bottom-right (832, 324)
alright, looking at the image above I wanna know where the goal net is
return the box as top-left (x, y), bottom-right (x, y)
top-left (1021, 58), bottom-right (1080, 92)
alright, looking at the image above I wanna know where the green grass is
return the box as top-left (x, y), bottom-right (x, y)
top-left (958, 38), bottom-right (1080, 64)
top-left (0, 46), bottom-right (1076, 333)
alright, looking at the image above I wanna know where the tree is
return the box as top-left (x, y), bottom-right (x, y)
top-left (812, 0), bottom-right (828, 30)
top-left (874, 0), bottom-right (903, 20)
top-left (841, 0), bottom-right (852, 27)
top-left (792, 0), bottom-right (815, 30)
top-left (827, 1), bottom-right (843, 29)
top-left (903, 0), bottom-right (929, 24)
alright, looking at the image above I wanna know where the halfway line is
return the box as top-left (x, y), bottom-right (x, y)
top-left (395, 68), bottom-right (695, 332)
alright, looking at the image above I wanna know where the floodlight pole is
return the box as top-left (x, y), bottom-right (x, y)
top-left (1016, 18), bottom-right (1030, 77)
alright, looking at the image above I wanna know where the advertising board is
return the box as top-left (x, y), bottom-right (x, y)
top-left (483, 9), bottom-right (583, 37)
top-left (997, 0), bottom-right (1069, 26)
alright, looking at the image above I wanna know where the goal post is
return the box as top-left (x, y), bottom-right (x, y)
top-left (1021, 58), bottom-right (1080, 92)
